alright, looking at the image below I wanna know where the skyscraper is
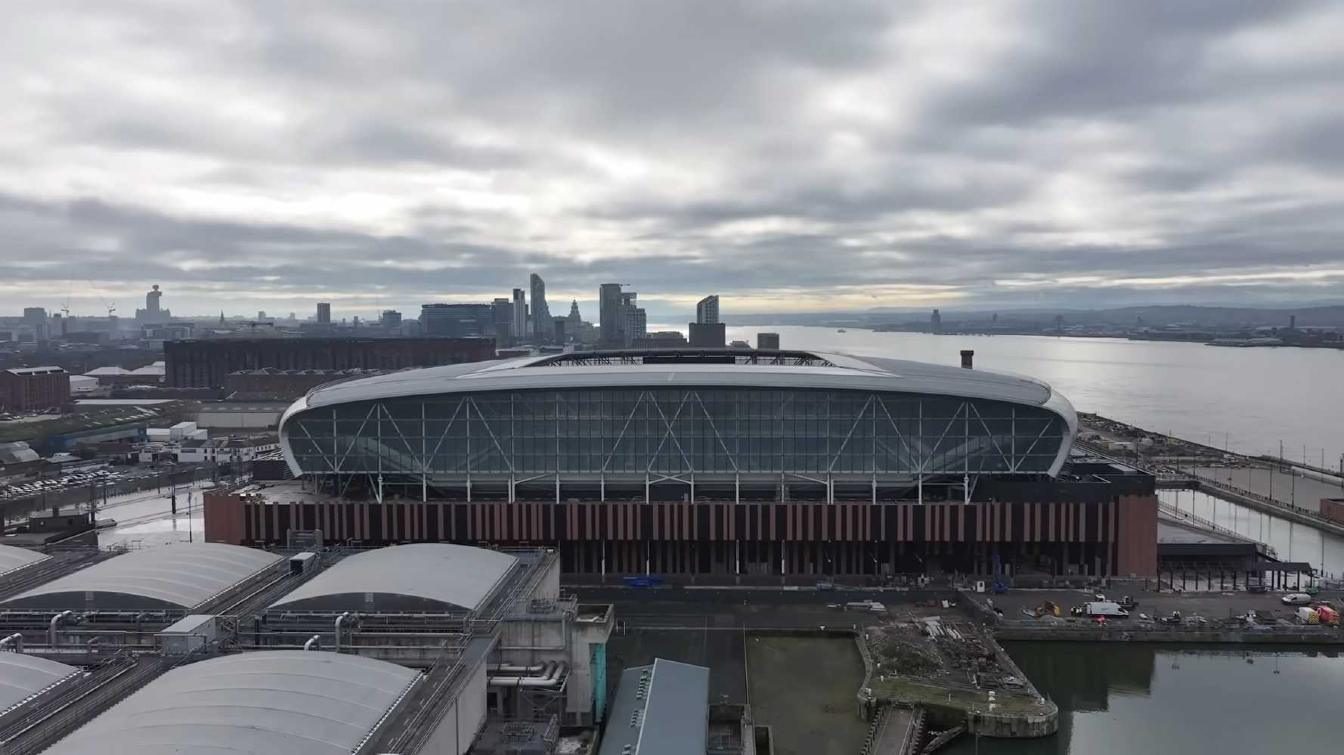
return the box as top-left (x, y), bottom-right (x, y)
top-left (529, 273), bottom-right (552, 343)
top-left (624, 306), bottom-right (647, 347)
top-left (317, 303), bottom-right (332, 324)
top-left (492, 298), bottom-right (514, 342)
top-left (146, 285), bottom-right (162, 314)
top-left (512, 288), bottom-right (528, 343)
top-left (696, 295), bottom-right (719, 325)
top-left (599, 283), bottom-right (624, 346)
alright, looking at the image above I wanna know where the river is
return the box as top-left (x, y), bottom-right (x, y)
top-left (945, 642), bottom-right (1343, 754)
top-left (716, 325), bottom-right (1344, 469)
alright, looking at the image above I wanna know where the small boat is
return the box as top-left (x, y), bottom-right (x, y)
top-left (837, 328), bottom-right (847, 333)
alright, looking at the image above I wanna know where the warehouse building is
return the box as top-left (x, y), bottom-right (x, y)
top-left (0, 541), bottom-right (612, 754)
top-left (43, 651), bottom-right (422, 755)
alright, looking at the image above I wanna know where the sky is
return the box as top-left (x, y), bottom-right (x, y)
top-left (2, 1), bottom-right (1343, 319)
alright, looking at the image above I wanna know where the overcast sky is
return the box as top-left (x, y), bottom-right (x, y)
top-left (2, 1), bottom-right (1342, 319)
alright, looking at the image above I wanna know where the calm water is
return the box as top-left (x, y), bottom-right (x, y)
top-left (945, 643), bottom-right (1344, 754)
top-left (719, 326), bottom-right (1344, 468)
top-left (1162, 489), bottom-right (1344, 579)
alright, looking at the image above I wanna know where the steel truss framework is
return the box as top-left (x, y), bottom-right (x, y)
top-left (285, 388), bottom-right (1069, 504)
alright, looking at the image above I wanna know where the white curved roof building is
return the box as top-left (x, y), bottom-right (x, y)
top-left (0, 544), bottom-right (48, 579)
top-left (278, 349), bottom-right (1076, 502)
top-left (269, 543), bottom-right (519, 614)
top-left (44, 651), bottom-right (420, 755)
top-left (0, 653), bottom-right (80, 713)
top-left (0, 543), bottom-right (282, 611)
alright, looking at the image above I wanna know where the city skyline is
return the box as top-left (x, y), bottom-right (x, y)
top-left (1, 3), bottom-right (1342, 315)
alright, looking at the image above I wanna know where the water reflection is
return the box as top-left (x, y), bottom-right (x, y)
top-left (946, 643), bottom-right (1344, 754)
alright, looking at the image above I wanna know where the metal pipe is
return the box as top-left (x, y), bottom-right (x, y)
top-left (334, 612), bottom-right (355, 654)
top-left (303, 634), bottom-right (321, 651)
top-left (487, 661), bottom-right (567, 688)
top-left (490, 662), bottom-right (547, 674)
top-left (49, 611), bottom-right (74, 647)
top-left (0, 633), bottom-right (22, 652)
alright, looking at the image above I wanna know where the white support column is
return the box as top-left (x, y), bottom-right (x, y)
top-left (420, 401), bottom-right (427, 503)
top-left (600, 474), bottom-right (606, 502)
top-left (735, 473), bottom-right (740, 505)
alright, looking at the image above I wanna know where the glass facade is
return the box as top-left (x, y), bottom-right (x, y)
top-left (284, 387), bottom-right (1069, 483)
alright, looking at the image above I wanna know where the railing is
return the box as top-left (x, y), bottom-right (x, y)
top-left (1157, 501), bottom-right (1278, 558)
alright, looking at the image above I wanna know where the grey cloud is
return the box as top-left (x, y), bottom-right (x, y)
top-left (0, 1), bottom-right (1342, 315)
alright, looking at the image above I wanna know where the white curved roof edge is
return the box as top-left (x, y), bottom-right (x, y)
top-left (0, 543), bottom-right (283, 610)
top-left (268, 543), bottom-right (519, 613)
top-left (0, 544), bottom-right (49, 578)
top-left (292, 352), bottom-right (1058, 410)
top-left (0, 653), bottom-right (81, 714)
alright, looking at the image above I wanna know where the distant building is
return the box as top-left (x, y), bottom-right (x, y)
top-left (529, 273), bottom-right (552, 343)
top-left (0, 366), bottom-right (70, 411)
top-left (632, 331), bottom-right (687, 348)
top-left (379, 310), bottom-right (402, 330)
top-left (623, 307), bottom-right (647, 347)
top-left (552, 317), bottom-right (567, 344)
top-left (420, 304), bottom-right (492, 338)
top-left (756, 332), bottom-right (780, 350)
top-left (566, 299), bottom-right (583, 338)
top-left (316, 303), bottom-right (332, 325)
top-left (491, 298), bottom-right (514, 344)
top-left (696, 295), bottom-right (719, 325)
top-left (930, 309), bottom-right (942, 333)
top-left (21, 308), bottom-right (48, 341)
top-left (135, 285), bottom-right (172, 324)
top-left (599, 283), bottom-right (625, 347)
top-left (224, 368), bottom-right (386, 401)
top-left (511, 288), bottom-right (528, 343)
top-left (164, 337), bottom-right (495, 389)
top-left (688, 322), bottom-right (726, 348)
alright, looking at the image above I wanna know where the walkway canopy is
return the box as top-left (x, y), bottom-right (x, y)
top-left (0, 543), bottom-right (282, 611)
top-left (269, 543), bottom-right (518, 614)
top-left (45, 651), bottom-right (420, 755)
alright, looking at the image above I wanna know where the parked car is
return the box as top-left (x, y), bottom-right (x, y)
top-left (1281, 593), bottom-right (1313, 605)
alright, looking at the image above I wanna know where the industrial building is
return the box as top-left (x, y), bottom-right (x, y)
top-left (0, 366), bottom-right (70, 411)
top-left (0, 540), bottom-right (613, 754)
top-left (203, 348), bottom-right (1159, 577)
top-left (164, 336), bottom-right (495, 388)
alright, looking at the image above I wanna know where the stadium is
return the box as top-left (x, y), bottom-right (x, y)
top-left (207, 349), bottom-right (1158, 578)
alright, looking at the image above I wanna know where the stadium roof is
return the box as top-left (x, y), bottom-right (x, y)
top-left (44, 651), bottom-right (420, 755)
top-left (0, 543), bottom-right (282, 611)
top-left (0, 653), bottom-right (80, 713)
top-left (291, 350), bottom-right (1065, 412)
top-left (0, 544), bottom-right (48, 578)
top-left (599, 658), bottom-right (710, 755)
top-left (269, 543), bottom-right (518, 614)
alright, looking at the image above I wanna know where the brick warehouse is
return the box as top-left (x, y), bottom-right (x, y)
top-left (207, 348), bottom-right (1160, 577)
top-left (165, 336), bottom-right (495, 388)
